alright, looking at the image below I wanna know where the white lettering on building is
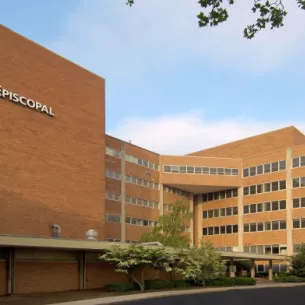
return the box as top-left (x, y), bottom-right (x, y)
top-left (0, 86), bottom-right (54, 117)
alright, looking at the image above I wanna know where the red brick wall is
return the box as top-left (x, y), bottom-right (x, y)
top-left (0, 25), bottom-right (105, 240)
top-left (0, 260), bottom-right (6, 296)
top-left (15, 262), bottom-right (79, 294)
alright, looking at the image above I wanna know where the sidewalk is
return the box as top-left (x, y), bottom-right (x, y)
top-left (51, 283), bottom-right (305, 305)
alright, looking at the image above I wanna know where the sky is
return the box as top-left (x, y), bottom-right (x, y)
top-left (1, 0), bottom-right (305, 155)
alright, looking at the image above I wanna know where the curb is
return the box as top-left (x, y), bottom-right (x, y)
top-left (51, 283), bottom-right (305, 305)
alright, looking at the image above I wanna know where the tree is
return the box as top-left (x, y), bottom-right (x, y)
top-left (126, 0), bottom-right (305, 39)
top-left (290, 244), bottom-right (305, 277)
top-left (100, 244), bottom-right (172, 291)
top-left (140, 199), bottom-right (193, 249)
top-left (182, 241), bottom-right (226, 286)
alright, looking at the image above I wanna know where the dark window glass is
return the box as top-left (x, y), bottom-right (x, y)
top-left (264, 183), bottom-right (271, 192)
top-left (214, 226), bottom-right (220, 235)
top-left (250, 185), bottom-right (256, 195)
top-left (250, 167), bottom-right (256, 176)
top-left (293, 157), bottom-right (300, 168)
top-left (214, 209), bottom-right (219, 217)
top-left (243, 168), bottom-right (249, 177)
top-left (210, 168), bottom-right (217, 174)
top-left (272, 246), bottom-right (280, 255)
top-left (244, 205), bottom-right (249, 214)
top-left (220, 208), bottom-right (226, 217)
top-left (203, 228), bottom-right (208, 235)
top-left (243, 187), bottom-right (249, 196)
top-left (208, 227), bottom-right (214, 235)
top-left (250, 223), bottom-right (257, 232)
top-left (301, 177), bottom-right (305, 187)
top-left (244, 224), bottom-right (250, 232)
top-left (280, 200), bottom-right (286, 210)
top-left (225, 168), bottom-right (231, 175)
top-left (279, 160), bottom-right (286, 170)
top-left (293, 178), bottom-right (300, 188)
top-left (264, 202), bottom-right (271, 211)
top-left (271, 162), bottom-right (279, 172)
top-left (226, 225), bottom-right (232, 234)
top-left (233, 225), bottom-right (238, 233)
top-left (279, 180), bottom-right (286, 190)
top-left (220, 226), bottom-right (226, 234)
top-left (208, 193), bottom-right (213, 201)
top-left (293, 219), bottom-right (300, 229)
top-left (213, 192), bottom-right (219, 200)
top-left (203, 211), bottom-right (208, 219)
top-left (257, 222), bottom-right (264, 231)
top-left (264, 163), bottom-right (271, 173)
top-left (257, 203), bottom-right (263, 212)
top-left (301, 197), bottom-right (305, 208)
top-left (280, 220), bottom-right (286, 230)
top-left (250, 204), bottom-right (256, 213)
top-left (226, 207), bottom-right (232, 216)
top-left (219, 191), bottom-right (226, 199)
top-left (256, 184), bottom-right (263, 194)
top-left (293, 198), bottom-right (300, 208)
top-left (226, 190), bottom-right (232, 198)
top-left (217, 168), bottom-right (224, 175)
top-left (272, 181), bottom-right (279, 192)
top-left (233, 206), bottom-right (238, 215)
top-left (301, 218), bottom-right (305, 228)
top-left (272, 221), bottom-right (279, 230)
top-left (202, 194), bottom-right (208, 202)
top-left (265, 245), bottom-right (272, 254)
top-left (265, 222), bottom-right (271, 231)
top-left (208, 210), bottom-right (214, 218)
top-left (202, 167), bottom-right (209, 174)
top-left (257, 165), bottom-right (263, 175)
top-left (232, 189), bottom-right (238, 197)
top-left (301, 157), bottom-right (305, 167)
top-left (232, 169), bottom-right (238, 176)
top-left (272, 201), bottom-right (279, 211)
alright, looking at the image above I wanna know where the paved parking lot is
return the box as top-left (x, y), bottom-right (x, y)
top-left (120, 286), bottom-right (305, 305)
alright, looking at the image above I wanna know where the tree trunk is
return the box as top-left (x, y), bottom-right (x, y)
top-left (130, 271), bottom-right (145, 292)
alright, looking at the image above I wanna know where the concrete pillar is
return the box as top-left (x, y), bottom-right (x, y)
top-left (189, 194), bottom-right (194, 247)
top-left (159, 184), bottom-right (164, 217)
top-left (7, 248), bottom-right (16, 295)
top-left (79, 251), bottom-right (86, 290)
top-left (120, 142), bottom-right (126, 243)
top-left (197, 195), bottom-right (203, 246)
top-left (229, 257), bottom-right (235, 277)
top-left (268, 260), bottom-right (273, 281)
top-left (237, 186), bottom-right (244, 251)
top-left (250, 259), bottom-right (256, 279)
top-left (286, 148), bottom-right (293, 256)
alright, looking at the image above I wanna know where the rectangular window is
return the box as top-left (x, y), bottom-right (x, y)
top-left (272, 201), bottom-right (279, 211)
top-left (301, 197), bottom-right (305, 208)
top-left (250, 204), bottom-right (256, 213)
top-left (272, 181), bottom-right (279, 192)
top-left (301, 156), bottom-right (305, 167)
top-left (225, 168), bottom-right (231, 175)
top-left (220, 208), bottom-right (226, 217)
top-left (250, 185), bottom-right (256, 195)
top-left (264, 163), bottom-right (271, 173)
top-left (279, 160), bottom-right (286, 170)
top-left (164, 166), bottom-right (171, 173)
top-left (264, 182), bottom-right (271, 192)
top-left (264, 202), bottom-right (271, 212)
top-left (280, 200), bottom-right (286, 210)
top-left (272, 220), bottom-right (279, 231)
top-left (208, 227), bottom-right (214, 235)
top-left (217, 168), bottom-right (224, 175)
top-left (265, 222), bottom-right (271, 231)
top-left (233, 225), bottom-right (238, 233)
top-left (244, 205), bottom-right (249, 214)
top-left (213, 192), bottom-right (219, 200)
top-left (293, 219), bottom-right (300, 229)
top-left (214, 226), bottom-right (220, 235)
top-left (210, 168), bottom-right (217, 175)
top-left (250, 223), bottom-right (257, 232)
top-left (232, 189), bottom-right (238, 197)
top-left (106, 214), bottom-right (121, 223)
top-left (187, 166), bottom-right (194, 174)
top-left (202, 194), bottom-right (208, 202)
top-left (208, 210), bottom-right (214, 218)
top-left (292, 157), bottom-right (300, 168)
top-left (301, 218), bottom-right (305, 228)
top-left (257, 165), bottom-right (263, 175)
top-left (250, 167), bottom-right (256, 176)
top-left (214, 209), bottom-right (219, 218)
top-left (293, 198), bottom-right (300, 208)
top-left (226, 225), bottom-right (232, 234)
top-left (195, 167), bottom-right (202, 174)
top-left (301, 177), bottom-right (305, 187)
top-left (271, 162), bottom-right (279, 172)
top-left (226, 207), bottom-right (232, 216)
top-left (265, 245), bottom-right (272, 254)
top-left (293, 177), bottom-right (300, 188)
top-left (257, 222), bottom-right (264, 231)
top-left (220, 226), bottom-right (226, 234)
top-left (257, 184), bottom-right (263, 194)
top-left (233, 206), bottom-right (238, 215)
top-left (171, 166), bottom-right (179, 173)
top-left (203, 228), bottom-right (208, 236)
top-left (202, 167), bottom-right (209, 174)
top-left (232, 169), bottom-right (238, 176)
top-left (219, 191), bottom-right (226, 199)
top-left (257, 203), bottom-right (263, 212)
top-left (279, 220), bottom-right (286, 230)
top-left (243, 187), bottom-right (249, 196)
top-left (208, 193), bottom-right (213, 201)
top-left (279, 180), bottom-right (286, 190)
top-left (243, 168), bottom-right (249, 177)
top-left (179, 166), bottom-right (186, 173)
top-left (244, 224), bottom-right (250, 233)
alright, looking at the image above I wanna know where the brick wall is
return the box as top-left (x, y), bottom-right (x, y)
top-left (15, 261), bottom-right (79, 294)
top-left (0, 260), bottom-right (6, 296)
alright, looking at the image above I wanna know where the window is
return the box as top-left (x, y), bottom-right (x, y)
top-left (220, 226), bottom-right (226, 234)
top-left (164, 166), bottom-right (171, 173)
top-left (232, 189), bottom-right (238, 197)
top-left (219, 191), bottom-right (225, 199)
top-left (264, 163), bottom-right (271, 173)
top-left (250, 185), bottom-right (256, 195)
top-left (208, 227), bottom-right (214, 235)
top-left (179, 166), bottom-right (186, 173)
top-left (280, 200), bottom-right (286, 210)
top-left (257, 203), bottom-right (263, 212)
top-left (250, 204), bottom-right (256, 214)
top-left (293, 219), bottom-right (300, 229)
top-left (214, 226), bottom-right (220, 235)
top-left (226, 207), bottom-right (232, 216)
top-left (257, 165), bottom-right (263, 175)
top-left (210, 168), bottom-right (217, 175)
top-left (264, 182), bottom-right (271, 192)
top-left (250, 167), bottom-right (256, 176)
top-left (214, 209), bottom-right (219, 217)
top-left (233, 225), bottom-right (238, 233)
top-left (301, 156), bottom-right (305, 167)
top-left (301, 197), bottom-right (305, 208)
top-left (226, 225), bottom-right (232, 234)
top-left (279, 160), bottom-right (286, 170)
top-left (293, 178), bottom-right (300, 188)
top-left (106, 147), bottom-right (121, 158)
top-left (244, 224), bottom-right (250, 233)
top-left (250, 223), bottom-right (257, 232)
top-left (257, 222), bottom-right (264, 231)
top-left (202, 167), bottom-right (209, 174)
top-left (203, 211), bottom-right (208, 219)
top-left (293, 157), bottom-right (300, 168)
top-left (279, 220), bottom-right (286, 230)
top-left (302, 218), bottom-right (305, 228)
top-left (232, 169), bottom-right (239, 176)
top-left (293, 198), bottom-right (300, 208)
top-left (272, 201), bottom-right (279, 211)
top-left (301, 177), bottom-right (305, 187)
top-left (203, 228), bottom-right (208, 236)
top-left (265, 222), bottom-right (271, 231)
top-left (106, 169), bottom-right (121, 180)
top-left (187, 166), bottom-right (194, 173)
top-left (244, 205), bottom-right (249, 214)
top-left (106, 214), bottom-right (121, 223)
top-left (233, 206), bottom-right (238, 215)
top-left (271, 162), bottom-right (279, 172)
top-left (226, 190), bottom-right (232, 198)
top-left (272, 221), bottom-right (279, 230)
top-left (220, 208), bottom-right (226, 217)
top-left (264, 202), bottom-right (271, 211)
top-left (272, 181), bottom-right (279, 192)
top-left (225, 168), bottom-right (232, 175)
top-left (243, 168), bottom-right (249, 177)
top-left (217, 168), bottom-right (224, 175)
top-left (257, 184), bottom-right (263, 193)
top-left (195, 167), bottom-right (202, 174)
top-left (279, 180), bottom-right (286, 190)
top-left (208, 210), bottom-right (214, 218)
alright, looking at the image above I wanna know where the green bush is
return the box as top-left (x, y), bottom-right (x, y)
top-left (105, 283), bottom-right (135, 292)
top-left (145, 280), bottom-right (175, 290)
top-left (274, 275), bottom-right (305, 283)
top-left (278, 272), bottom-right (288, 278)
top-left (256, 272), bottom-right (269, 278)
top-left (205, 277), bottom-right (256, 287)
top-left (173, 280), bottom-right (191, 288)
top-left (234, 277), bottom-right (256, 286)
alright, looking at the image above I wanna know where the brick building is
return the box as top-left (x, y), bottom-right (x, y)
top-left (0, 25), bottom-right (302, 295)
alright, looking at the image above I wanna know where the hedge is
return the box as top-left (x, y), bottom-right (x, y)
top-left (274, 275), bottom-right (305, 283)
top-left (206, 277), bottom-right (256, 287)
top-left (105, 283), bottom-right (135, 292)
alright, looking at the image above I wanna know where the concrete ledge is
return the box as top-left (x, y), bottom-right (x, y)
top-left (50, 283), bottom-right (305, 305)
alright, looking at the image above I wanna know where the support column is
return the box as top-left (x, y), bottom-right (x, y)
top-left (269, 260), bottom-right (273, 281)
top-left (120, 142), bottom-right (126, 243)
top-left (189, 194), bottom-right (194, 247)
top-left (79, 251), bottom-right (86, 290)
top-left (238, 186), bottom-right (244, 252)
top-left (7, 248), bottom-right (16, 295)
top-left (159, 184), bottom-right (164, 217)
top-left (286, 148), bottom-right (293, 256)
top-left (250, 259), bottom-right (256, 279)
top-left (197, 195), bottom-right (203, 246)
top-left (229, 257), bottom-right (235, 277)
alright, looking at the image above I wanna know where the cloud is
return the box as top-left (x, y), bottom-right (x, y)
top-left (48, 0), bottom-right (305, 77)
top-left (108, 111), bottom-right (305, 155)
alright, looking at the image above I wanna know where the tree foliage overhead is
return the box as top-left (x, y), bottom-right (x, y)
top-left (290, 244), bottom-right (305, 278)
top-left (140, 199), bottom-right (193, 249)
top-left (126, 0), bottom-right (305, 39)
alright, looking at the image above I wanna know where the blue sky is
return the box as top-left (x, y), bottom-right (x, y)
top-left (2, 0), bottom-right (305, 154)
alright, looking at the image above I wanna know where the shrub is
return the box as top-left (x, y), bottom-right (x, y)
top-left (274, 275), bottom-right (305, 283)
top-left (205, 277), bottom-right (256, 287)
top-left (234, 277), bottom-right (256, 285)
top-left (256, 272), bottom-right (269, 278)
top-left (145, 280), bottom-right (175, 290)
top-left (104, 283), bottom-right (135, 292)
top-left (173, 280), bottom-right (191, 288)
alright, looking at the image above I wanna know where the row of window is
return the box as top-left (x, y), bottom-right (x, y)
top-left (105, 147), bottom-right (159, 170)
top-left (126, 196), bottom-right (159, 209)
top-left (106, 191), bottom-right (121, 202)
top-left (163, 204), bottom-right (173, 211)
top-left (203, 224), bottom-right (238, 236)
top-left (293, 197), bottom-right (305, 208)
top-left (243, 180), bottom-right (286, 196)
top-left (215, 246), bottom-right (234, 252)
top-left (292, 176), bottom-right (305, 188)
top-left (105, 214), bottom-right (121, 223)
top-left (163, 165), bottom-right (239, 176)
top-left (257, 264), bottom-right (287, 273)
top-left (244, 220), bottom-right (286, 232)
top-left (293, 218), bottom-right (305, 229)
top-left (126, 216), bottom-right (157, 227)
top-left (126, 174), bottom-right (159, 190)
top-left (292, 156), bottom-right (305, 168)
top-left (164, 186), bottom-right (189, 198)
top-left (243, 160), bottom-right (286, 177)
top-left (244, 244), bottom-right (287, 255)
top-left (105, 169), bottom-right (121, 180)
top-left (244, 200), bottom-right (286, 214)
top-left (203, 206), bottom-right (238, 219)
top-left (125, 154), bottom-right (159, 170)
top-left (202, 189), bottom-right (238, 202)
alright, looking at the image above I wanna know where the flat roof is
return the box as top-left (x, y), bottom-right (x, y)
top-left (0, 235), bottom-right (288, 261)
